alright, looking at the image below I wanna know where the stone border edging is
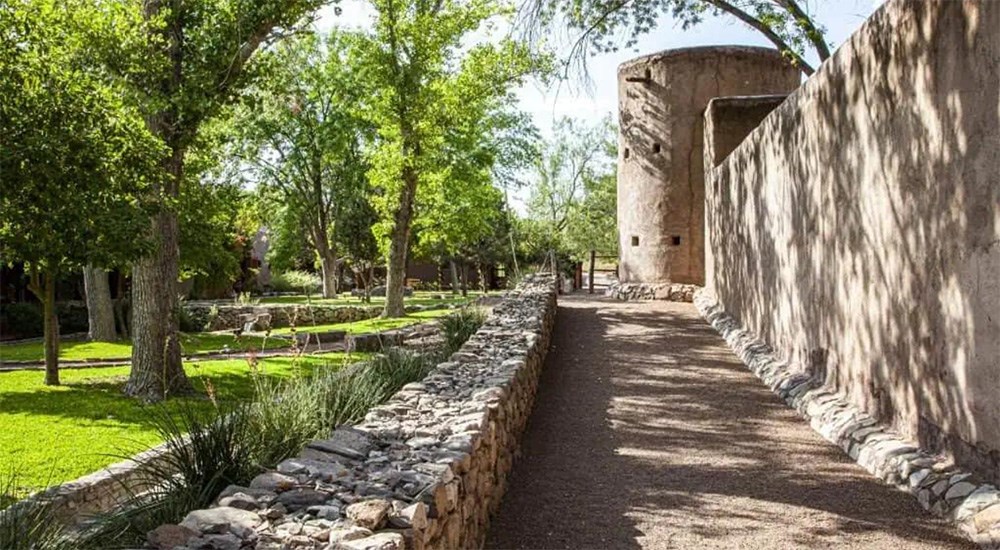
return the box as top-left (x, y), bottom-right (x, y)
top-left (146, 274), bottom-right (557, 550)
top-left (694, 289), bottom-right (1000, 548)
top-left (606, 281), bottom-right (700, 302)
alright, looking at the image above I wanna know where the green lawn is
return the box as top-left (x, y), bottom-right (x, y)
top-left (0, 352), bottom-right (365, 496)
top-left (0, 332), bottom-right (291, 363)
top-left (271, 308), bottom-right (454, 335)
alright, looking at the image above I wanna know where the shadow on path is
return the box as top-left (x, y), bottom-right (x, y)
top-left (486, 294), bottom-right (973, 549)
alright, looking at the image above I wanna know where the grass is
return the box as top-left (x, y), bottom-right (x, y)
top-left (0, 351), bottom-right (365, 496)
top-left (0, 332), bottom-right (290, 364)
top-left (271, 308), bottom-right (454, 335)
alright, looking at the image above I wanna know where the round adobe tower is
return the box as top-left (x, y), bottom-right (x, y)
top-left (616, 46), bottom-right (800, 287)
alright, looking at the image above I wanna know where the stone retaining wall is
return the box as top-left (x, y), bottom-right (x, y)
top-left (149, 274), bottom-right (558, 550)
top-left (185, 303), bottom-right (448, 332)
top-left (4, 442), bottom-right (176, 527)
top-left (696, 290), bottom-right (1000, 548)
top-left (605, 281), bottom-right (699, 302)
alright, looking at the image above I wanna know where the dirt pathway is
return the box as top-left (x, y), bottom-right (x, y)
top-left (486, 294), bottom-right (972, 549)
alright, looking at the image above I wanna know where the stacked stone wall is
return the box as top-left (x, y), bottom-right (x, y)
top-left (148, 274), bottom-right (558, 549)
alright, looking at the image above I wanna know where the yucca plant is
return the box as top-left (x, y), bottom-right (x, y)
top-left (0, 472), bottom-right (75, 550)
top-left (80, 404), bottom-right (262, 548)
top-left (440, 306), bottom-right (487, 353)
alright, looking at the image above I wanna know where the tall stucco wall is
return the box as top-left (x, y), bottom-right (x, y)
top-left (706, 0), bottom-right (1000, 483)
top-left (617, 46), bottom-right (800, 286)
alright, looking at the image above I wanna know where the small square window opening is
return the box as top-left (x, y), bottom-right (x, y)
top-left (631, 236), bottom-right (640, 247)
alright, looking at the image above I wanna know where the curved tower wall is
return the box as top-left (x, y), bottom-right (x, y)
top-left (617, 46), bottom-right (800, 285)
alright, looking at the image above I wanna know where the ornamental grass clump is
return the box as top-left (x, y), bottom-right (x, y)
top-left (440, 306), bottom-right (487, 353)
top-left (80, 404), bottom-right (262, 548)
top-left (0, 472), bottom-right (75, 550)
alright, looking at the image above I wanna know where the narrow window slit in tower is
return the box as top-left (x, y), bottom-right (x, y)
top-left (624, 148), bottom-right (630, 159)
top-left (644, 68), bottom-right (651, 81)
top-left (653, 142), bottom-right (661, 154)
top-left (631, 236), bottom-right (640, 247)
top-left (671, 235), bottom-right (682, 246)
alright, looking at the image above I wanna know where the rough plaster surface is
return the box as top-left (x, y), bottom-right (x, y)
top-left (705, 0), bottom-right (1000, 484)
top-left (617, 46), bottom-right (800, 286)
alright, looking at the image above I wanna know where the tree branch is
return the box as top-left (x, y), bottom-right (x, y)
top-left (776, 0), bottom-right (831, 61)
top-left (706, 0), bottom-right (814, 75)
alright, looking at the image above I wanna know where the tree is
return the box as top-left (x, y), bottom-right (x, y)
top-left (91, 0), bottom-right (329, 401)
top-left (519, 115), bottom-right (616, 269)
top-left (356, 0), bottom-right (544, 316)
top-left (83, 266), bottom-right (117, 341)
top-left (234, 32), bottom-right (371, 299)
top-left (526, 0), bottom-right (830, 76)
top-left (0, 0), bottom-right (161, 385)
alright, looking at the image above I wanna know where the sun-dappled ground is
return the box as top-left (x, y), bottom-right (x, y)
top-left (0, 352), bottom-right (367, 496)
top-left (488, 294), bottom-right (973, 549)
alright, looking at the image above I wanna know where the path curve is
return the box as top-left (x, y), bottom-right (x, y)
top-left (486, 294), bottom-right (973, 549)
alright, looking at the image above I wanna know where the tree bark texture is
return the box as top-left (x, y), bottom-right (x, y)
top-left (316, 240), bottom-right (339, 299)
top-left (83, 265), bottom-right (117, 341)
top-left (383, 167), bottom-right (418, 318)
top-left (125, 146), bottom-right (193, 401)
top-left (448, 259), bottom-right (460, 295)
top-left (43, 271), bottom-right (60, 386)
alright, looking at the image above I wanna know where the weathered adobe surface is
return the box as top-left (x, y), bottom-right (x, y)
top-left (704, 0), bottom-right (1000, 485)
top-left (696, 290), bottom-right (1000, 547)
top-left (147, 274), bottom-right (558, 550)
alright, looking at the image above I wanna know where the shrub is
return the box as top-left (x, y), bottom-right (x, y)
top-left (440, 306), bottom-right (487, 354)
top-left (0, 303), bottom-right (43, 339)
top-left (176, 299), bottom-right (201, 333)
top-left (269, 270), bottom-right (321, 295)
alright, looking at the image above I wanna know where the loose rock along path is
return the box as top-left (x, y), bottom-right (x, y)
top-left (487, 294), bottom-right (973, 549)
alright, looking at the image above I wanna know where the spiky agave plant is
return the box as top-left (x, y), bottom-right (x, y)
top-left (0, 472), bottom-right (75, 550)
top-left (79, 403), bottom-right (262, 548)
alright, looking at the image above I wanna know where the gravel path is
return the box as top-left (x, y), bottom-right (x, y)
top-left (486, 294), bottom-right (973, 550)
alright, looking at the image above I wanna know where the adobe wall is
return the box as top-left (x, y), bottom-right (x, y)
top-left (616, 46), bottom-right (799, 287)
top-left (705, 0), bottom-right (1000, 483)
top-left (703, 94), bottom-right (790, 286)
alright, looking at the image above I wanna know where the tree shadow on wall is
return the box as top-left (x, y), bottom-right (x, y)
top-left (707, 0), bottom-right (1000, 482)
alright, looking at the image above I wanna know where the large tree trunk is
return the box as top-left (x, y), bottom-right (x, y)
top-left (448, 259), bottom-right (460, 295)
top-left (83, 265), bottom-right (117, 341)
top-left (42, 270), bottom-right (60, 386)
top-left (316, 240), bottom-right (338, 299)
top-left (125, 147), bottom-right (193, 401)
top-left (383, 168), bottom-right (418, 318)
